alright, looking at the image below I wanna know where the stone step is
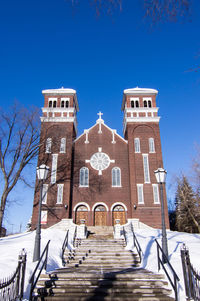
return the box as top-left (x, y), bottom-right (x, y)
top-left (37, 279), bottom-right (169, 288)
top-left (40, 294), bottom-right (175, 301)
top-left (65, 252), bottom-right (136, 256)
top-left (43, 287), bottom-right (172, 296)
top-left (40, 270), bottom-right (166, 280)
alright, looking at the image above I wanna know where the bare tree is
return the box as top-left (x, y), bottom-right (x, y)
top-left (69, 0), bottom-right (191, 19)
top-left (0, 104), bottom-right (40, 235)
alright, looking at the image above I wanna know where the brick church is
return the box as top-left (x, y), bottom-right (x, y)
top-left (31, 87), bottom-right (169, 230)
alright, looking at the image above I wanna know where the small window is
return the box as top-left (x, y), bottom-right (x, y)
top-left (143, 154), bottom-right (150, 183)
top-left (49, 101), bottom-right (52, 108)
top-left (42, 184), bottom-right (48, 204)
top-left (112, 167), bottom-right (121, 187)
top-left (153, 184), bottom-right (160, 204)
top-left (41, 211), bottom-right (47, 224)
top-left (148, 100), bottom-right (152, 108)
top-left (149, 138), bottom-right (155, 153)
top-left (144, 100), bottom-right (147, 107)
top-left (136, 100), bottom-right (139, 108)
top-left (131, 101), bottom-right (134, 108)
top-left (60, 138), bottom-right (66, 153)
top-left (51, 154), bottom-right (58, 184)
top-left (61, 98), bottom-right (70, 108)
top-left (57, 184), bottom-right (64, 204)
top-left (137, 184), bottom-right (144, 204)
top-left (79, 167), bottom-right (89, 187)
top-left (53, 100), bottom-right (57, 108)
top-left (45, 138), bottom-right (52, 153)
top-left (134, 138), bottom-right (140, 153)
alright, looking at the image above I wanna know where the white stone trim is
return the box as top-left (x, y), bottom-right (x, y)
top-left (110, 202), bottom-right (128, 212)
top-left (84, 130), bottom-right (89, 144)
top-left (111, 130), bottom-right (116, 144)
top-left (73, 202), bottom-right (90, 211)
top-left (92, 202), bottom-right (109, 212)
top-left (75, 122), bottom-right (128, 144)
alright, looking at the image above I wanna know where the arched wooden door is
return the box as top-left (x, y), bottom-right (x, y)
top-left (112, 205), bottom-right (126, 225)
top-left (75, 205), bottom-right (88, 225)
top-left (94, 205), bottom-right (106, 226)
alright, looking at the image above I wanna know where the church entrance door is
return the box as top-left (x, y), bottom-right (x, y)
top-left (94, 205), bottom-right (106, 226)
top-left (112, 205), bottom-right (126, 225)
top-left (75, 205), bottom-right (88, 225)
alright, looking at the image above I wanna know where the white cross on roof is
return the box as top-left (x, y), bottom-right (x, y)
top-left (97, 111), bottom-right (103, 120)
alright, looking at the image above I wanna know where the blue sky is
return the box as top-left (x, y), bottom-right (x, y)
top-left (0, 0), bottom-right (200, 232)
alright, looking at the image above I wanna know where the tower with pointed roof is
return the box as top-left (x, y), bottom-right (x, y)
top-left (31, 87), bottom-right (169, 230)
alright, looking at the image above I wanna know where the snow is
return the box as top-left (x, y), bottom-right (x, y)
top-left (0, 227), bottom-right (199, 300)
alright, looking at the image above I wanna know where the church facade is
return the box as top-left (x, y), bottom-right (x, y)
top-left (31, 87), bottom-right (169, 230)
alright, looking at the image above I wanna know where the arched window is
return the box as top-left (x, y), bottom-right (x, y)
top-left (53, 100), bottom-right (57, 108)
top-left (61, 100), bottom-right (65, 108)
top-left (134, 138), bottom-right (140, 153)
top-left (79, 167), bottom-right (89, 187)
top-left (112, 167), bottom-right (121, 187)
top-left (144, 100), bottom-right (147, 107)
top-left (60, 138), bottom-right (66, 153)
top-left (135, 100), bottom-right (139, 108)
top-left (149, 138), bottom-right (155, 153)
top-left (131, 100), bottom-right (134, 108)
top-left (148, 100), bottom-right (152, 108)
top-left (49, 101), bottom-right (52, 108)
top-left (45, 138), bottom-right (52, 153)
top-left (65, 100), bottom-right (69, 108)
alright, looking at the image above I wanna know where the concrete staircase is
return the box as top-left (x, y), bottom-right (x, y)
top-left (35, 228), bottom-right (174, 300)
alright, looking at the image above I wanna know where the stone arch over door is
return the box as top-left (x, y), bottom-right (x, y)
top-left (94, 204), bottom-right (107, 226)
top-left (75, 205), bottom-right (88, 225)
top-left (112, 203), bottom-right (127, 225)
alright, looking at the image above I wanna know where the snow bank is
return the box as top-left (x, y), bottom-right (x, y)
top-left (0, 227), bottom-right (199, 300)
top-left (126, 228), bottom-right (200, 300)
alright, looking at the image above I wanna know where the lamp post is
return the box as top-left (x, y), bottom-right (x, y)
top-left (33, 164), bottom-right (49, 262)
top-left (154, 167), bottom-right (168, 263)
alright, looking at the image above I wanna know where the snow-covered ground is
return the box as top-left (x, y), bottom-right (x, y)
top-left (0, 227), bottom-right (199, 300)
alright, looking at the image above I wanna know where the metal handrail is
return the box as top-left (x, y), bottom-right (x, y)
top-left (73, 226), bottom-right (77, 248)
top-left (0, 249), bottom-right (26, 301)
top-left (130, 223), bottom-right (142, 263)
top-left (29, 240), bottom-right (50, 301)
top-left (61, 230), bottom-right (69, 266)
top-left (123, 224), bottom-right (142, 263)
top-left (155, 239), bottom-right (180, 301)
top-left (181, 243), bottom-right (200, 300)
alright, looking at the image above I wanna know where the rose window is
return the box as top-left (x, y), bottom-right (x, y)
top-left (90, 152), bottom-right (110, 172)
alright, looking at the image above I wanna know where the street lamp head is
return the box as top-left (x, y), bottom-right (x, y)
top-left (154, 167), bottom-right (167, 184)
top-left (37, 164), bottom-right (49, 181)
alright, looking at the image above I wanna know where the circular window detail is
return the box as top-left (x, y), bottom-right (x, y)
top-left (90, 152), bottom-right (110, 172)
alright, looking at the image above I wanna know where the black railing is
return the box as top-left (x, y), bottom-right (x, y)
top-left (181, 243), bottom-right (200, 301)
top-left (155, 239), bottom-right (180, 301)
top-left (130, 223), bottom-right (142, 263)
top-left (123, 224), bottom-right (142, 263)
top-left (0, 249), bottom-right (27, 301)
top-left (73, 226), bottom-right (77, 248)
top-left (61, 230), bottom-right (69, 266)
top-left (29, 240), bottom-right (50, 301)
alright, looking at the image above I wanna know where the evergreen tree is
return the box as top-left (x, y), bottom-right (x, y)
top-left (175, 176), bottom-right (200, 233)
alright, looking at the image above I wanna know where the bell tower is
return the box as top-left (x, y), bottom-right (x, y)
top-left (31, 88), bottom-right (79, 229)
top-left (122, 87), bottom-right (169, 229)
